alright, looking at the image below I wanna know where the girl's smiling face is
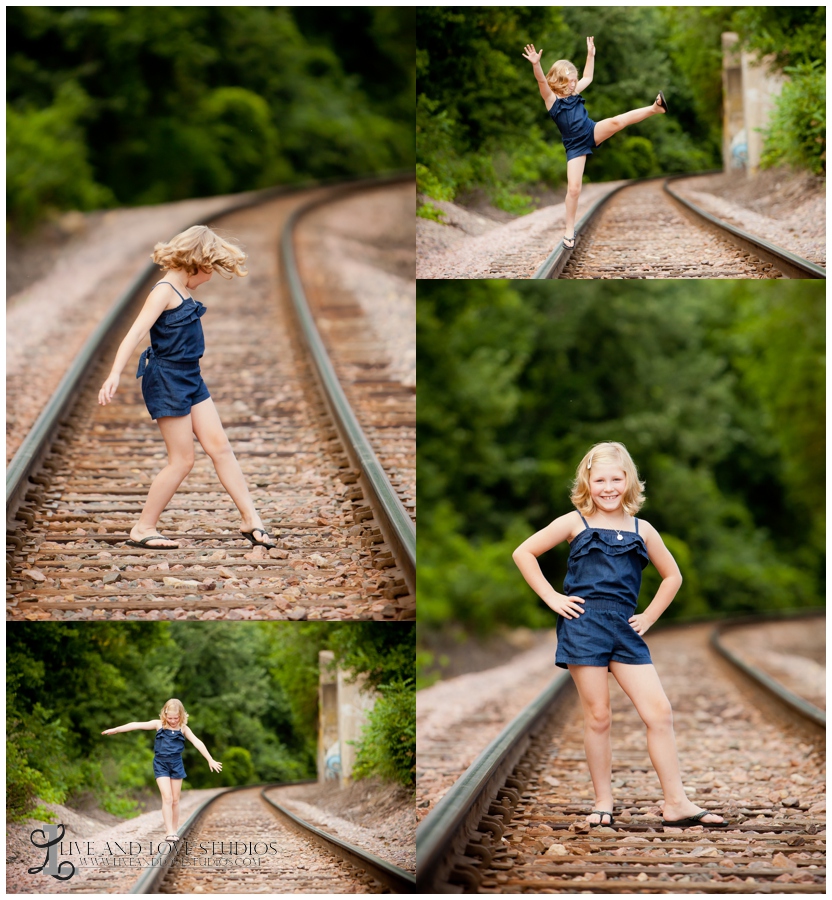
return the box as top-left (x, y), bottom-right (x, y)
top-left (589, 463), bottom-right (627, 514)
top-left (164, 707), bottom-right (181, 729)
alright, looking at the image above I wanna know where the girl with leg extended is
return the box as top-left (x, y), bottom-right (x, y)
top-left (522, 37), bottom-right (667, 248)
top-left (102, 698), bottom-right (222, 841)
top-left (513, 442), bottom-right (727, 829)
top-left (98, 226), bottom-right (278, 551)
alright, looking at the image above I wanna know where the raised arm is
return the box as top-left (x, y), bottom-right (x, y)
top-left (522, 44), bottom-right (557, 107)
top-left (576, 35), bottom-right (595, 92)
top-left (102, 719), bottom-right (161, 736)
top-left (512, 512), bottom-right (586, 619)
top-left (183, 726), bottom-right (223, 773)
top-left (628, 520), bottom-right (683, 635)
top-left (98, 284), bottom-right (179, 406)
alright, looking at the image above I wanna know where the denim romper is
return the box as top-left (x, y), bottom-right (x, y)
top-left (555, 513), bottom-right (653, 669)
top-left (136, 282), bottom-right (210, 420)
top-left (153, 727), bottom-right (187, 779)
top-left (548, 94), bottom-right (597, 161)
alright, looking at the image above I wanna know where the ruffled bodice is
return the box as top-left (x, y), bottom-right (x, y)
top-left (137, 297), bottom-right (207, 377)
top-left (563, 524), bottom-right (648, 609)
top-left (154, 727), bottom-right (186, 757)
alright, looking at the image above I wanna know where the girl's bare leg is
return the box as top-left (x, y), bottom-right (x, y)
top-left (594, 95), bottom-right (665, 146)
top-left (131, 415), bottom-right (195, 546)
top-left (568, 665), bottom-right (614, 824)
top-left (156, 777), bottom-right (174, 836)
top-left (564, 156), bottom-right (587, 242)
top-left (169, 778), bottom-right (183, 835)
top-left (609, 662), bottom-right (724, 823)
top-left (190, 398), bottom-right (267, 534)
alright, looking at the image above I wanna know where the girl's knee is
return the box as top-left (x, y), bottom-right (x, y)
top-left (645, 699), bottom-right (673, 730)
top-left (584, 704), bottom-right (612, 732)
top-left (170, 455), bottom-right (195, 476)
top-left (205, 440), bottom-right (234, 464)
top-left (566, 183), bottom-right (582, 199)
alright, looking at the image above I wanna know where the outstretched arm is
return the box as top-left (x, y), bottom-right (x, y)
top-left (522, 44), bottom-right (557, 107)
top-left (183, 726), bottom-right (223, 773)
top-left (102, 719), bottom-right (160, 736)
top-left (576, 35), bottom-right (595, 92)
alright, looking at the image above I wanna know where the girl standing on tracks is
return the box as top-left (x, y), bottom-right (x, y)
top-left (522, 38), bottom-right (667, 249)
top-left (513, 442), bottom-right (727, 829)
top-left (102, 698), bottom-right (222, 841)
top-left (98, 225), bottom-right (278, 551)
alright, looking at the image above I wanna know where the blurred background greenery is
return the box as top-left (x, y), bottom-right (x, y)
top-left (417, 281), bottom-right (824, 681)
top-left (416, 6), bottom-right (825, 214)
top-left (7, 6), bottom-right (414, 232)
top-left (7, 622), bottom-right (415, 821)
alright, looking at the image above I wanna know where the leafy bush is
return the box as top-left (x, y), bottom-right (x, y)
top-left (219, 747), bottom-right (256, 786)
top-left (760, 62), bottom-right (825, 175)
top-left (416, 201), bottom-right (447, 223)
top-left (352, 682), bottom-right (415, 789)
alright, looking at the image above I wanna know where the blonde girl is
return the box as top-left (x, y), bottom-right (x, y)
top-left (513, 442), bottom-right (727, 829)
top-left (102, 699), bottom-right (222, 841)
top-left (522, 37), bottom-right (667, 248)
top-left (98, 226), bottom-right (277, 551)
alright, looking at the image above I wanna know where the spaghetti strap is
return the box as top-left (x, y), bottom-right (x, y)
top-left (578, 513), bottom-right (590, 529)
top-left (635, 517), bottom-right (639, 534)
top-left (155, 281), bottom-right (190, 301)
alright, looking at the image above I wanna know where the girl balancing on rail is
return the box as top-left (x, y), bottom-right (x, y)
top-left (513, 442), bottom-right (728, 829)
top-left (102, 699), bottom-right (222, 841)
top-left (98, 226), bottom-right (278, 551)
top-left (522, 37), bottom-right (667, 249)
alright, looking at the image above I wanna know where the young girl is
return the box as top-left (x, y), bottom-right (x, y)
top-left (98, 225), bottom-right (277, 551)
top-left (102, 698), bottom-right (222, 841)
top-left (512, 442), bottom-right (727, 829)
top-left (522, 37), bottom-right (667, 248)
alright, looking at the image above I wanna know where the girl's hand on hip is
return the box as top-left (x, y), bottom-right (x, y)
top-left (552, 595), bottom-right (585, 619)
top-left (523, 44), bottom-right (543, 65)
top-left (587, 36), bottom-right (595, 56)
top-left (628, 613), bottom-right (653, 635)
top-left (98, 374), bottom-right (120, 406)
top-left (209, 759), bottom-right (223, 773)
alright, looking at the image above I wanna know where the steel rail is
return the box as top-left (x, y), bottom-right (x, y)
top-left (260, 786), bottom-right (417, 893)
top-left (664, 177), bottom-right (827, 279)
top-left (711, 612), bottom-right (826, 731)
top-left (415, 669), bottom-right (573, 892)
top-left (416, 609), bottom-right (824, 891)
top-left (6, 181), bottom-right (316, 530)
top-left (280, 173), bottom-right (416, 598)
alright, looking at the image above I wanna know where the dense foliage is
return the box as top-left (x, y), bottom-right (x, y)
top-left (417, 6), bottom-right (825, 212)
top-left (7, 7), bottom-right (414, 231)
top-left (7, 622), bottom-right (415, 821)
top-left (417, 281), bottom-right (825, 656)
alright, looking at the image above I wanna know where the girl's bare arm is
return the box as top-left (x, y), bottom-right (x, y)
top-left (512, 512), bottom-right (585, 618)
top-left (102, 719), bottom-right (161, 735)
top-left (577, 35), bottom-right (595, 92)
top-left (183, 726), bottom-right (223, 772)
top-left (98, 285), bottom-right (177, 405)
top-left (633, 521), bottom-right (683, 629)
top-left (522, 44), bottom-right (557, 106)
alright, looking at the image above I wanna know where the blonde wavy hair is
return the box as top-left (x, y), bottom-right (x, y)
top-left (152, 225), bottom-right (248, 279)
top-left (570, 442), bottom-right (646, 517)
top-left (159, 698), bottom-right (189, 730)
top-left (546, 59), bottom-right (579, 96)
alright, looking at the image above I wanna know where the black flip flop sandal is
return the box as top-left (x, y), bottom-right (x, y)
top-left (657, 90), bottom-right (668, 112)
top-left (587, 810), bottom-right (614, 826)
top-left (662, 810), bottom-right (727, 828)
top-left (240, 528), bottom-right (277, 549)
top-left (124, 535), bottom-right (179, 550)
top-left (563, 235), bottom-right (576, 249)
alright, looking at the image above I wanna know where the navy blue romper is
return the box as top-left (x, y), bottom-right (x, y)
top-left (136, 282), bottom-right (210, 420)
top-left (555, 513), bottom-right (653, 669)
top-left (153, 727), bottom-right (187, 779)
top-left (548, 94), bottom-right (597, 161)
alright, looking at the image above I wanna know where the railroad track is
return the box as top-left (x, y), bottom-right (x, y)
top-left (416, 614), bottom-right (826, 893)
top-left (533, 175), bottom-right (827, 280)
top-left (6, 177), bottom-right (415, 622)
top-left (91, 783), bottom-right (416, 894)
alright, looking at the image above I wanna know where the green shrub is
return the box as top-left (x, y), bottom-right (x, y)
top-left (218, 747), bottom-right (257, 786)
top-left (352, 681), bottom-right (415, 789)
top-left (416, 201), bottom-right (447, 223)
top-left (760, 62), bottom-right (826, 175)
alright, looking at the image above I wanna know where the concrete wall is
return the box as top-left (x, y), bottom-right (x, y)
top-left (317, 651), bottom-right (377, 786)
top-left (722, 32), bottom-right (786, 176)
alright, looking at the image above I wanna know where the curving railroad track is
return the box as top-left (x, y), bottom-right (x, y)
top-left (6, 177), bottom-right (415, 622)
top-left (534, 175), bottom-right (827, 280)
top-left (416, 614), bottom-right (826, 893)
